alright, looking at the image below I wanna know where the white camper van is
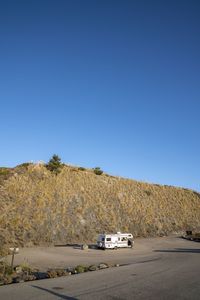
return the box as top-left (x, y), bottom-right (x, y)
top-left (97, 232), bottom-right (134, 250)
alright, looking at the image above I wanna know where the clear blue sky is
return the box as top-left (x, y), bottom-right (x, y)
top-left (0, 0), bottom-right (200, 191)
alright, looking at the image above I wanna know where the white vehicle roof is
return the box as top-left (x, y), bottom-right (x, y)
top-left (98, 232), bottom-right (133, 238)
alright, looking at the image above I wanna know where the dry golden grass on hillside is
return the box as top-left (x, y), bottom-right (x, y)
top-left (0, 163), bottom-right (200, 252)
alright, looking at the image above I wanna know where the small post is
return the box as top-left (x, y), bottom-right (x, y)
top-left (11, 248), bottom-right (15, 270)
top-left (9, 247), bottom-right (19, 270)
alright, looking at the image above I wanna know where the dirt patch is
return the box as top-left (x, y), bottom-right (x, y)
top-left (4, 236), bottom-right (183, 271)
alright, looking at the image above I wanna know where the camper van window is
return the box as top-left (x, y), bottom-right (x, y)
top-left (122, 237), bottom-right (127, 241)
top-left (106, 238), bottom-right (111, 241)
top-left (118, 237), bottom-right (120, 241)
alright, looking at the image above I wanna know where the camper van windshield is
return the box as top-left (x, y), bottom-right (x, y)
top-left (106, 238), bottom-right (111, 241)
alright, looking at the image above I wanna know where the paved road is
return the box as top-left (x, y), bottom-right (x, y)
top-left (1, 237), bottom-right (200, 299)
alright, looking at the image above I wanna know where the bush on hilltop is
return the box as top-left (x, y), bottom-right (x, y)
top-left (46, 154), bottom-right (63, 175)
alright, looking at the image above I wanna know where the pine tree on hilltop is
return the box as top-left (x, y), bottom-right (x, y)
top-left (46, 154), bottom-right (63, 175)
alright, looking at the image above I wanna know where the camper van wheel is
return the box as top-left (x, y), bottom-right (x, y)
top-left (114, 246), bottom-right (118, 250)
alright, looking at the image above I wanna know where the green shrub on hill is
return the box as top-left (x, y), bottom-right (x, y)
top-left (78, 167), bottom-right (86, 171)
top-left (16, 162), bottom-right (33, 169)
top-left (93, 167), bottom-right (103, 175)
top-left (46, 154), bottom-right (63, 175)
top-left (0, 168), bottom-right (10, 176)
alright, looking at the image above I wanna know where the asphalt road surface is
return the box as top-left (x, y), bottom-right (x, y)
top-left (1, 236), bottom-right (200, 299)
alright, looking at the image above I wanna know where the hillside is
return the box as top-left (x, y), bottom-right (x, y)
top-left (0, 163), bottom-right (200, 253)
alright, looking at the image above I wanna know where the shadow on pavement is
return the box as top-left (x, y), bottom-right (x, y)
top-left (154, 248), bottom-right (200, 253)
top-left (31, 285), bottom-right (77, 300)
top-left (54, 243), bottom-right (80, 248)
top-left (54, 244), bottom-right (98, 250)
